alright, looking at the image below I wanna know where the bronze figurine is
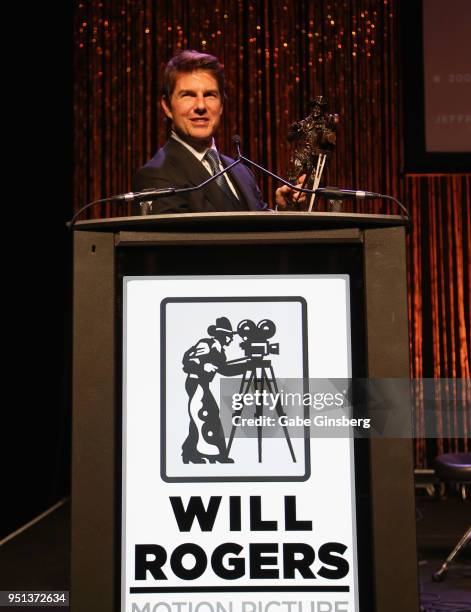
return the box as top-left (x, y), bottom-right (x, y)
top-left (287, 96), bottom-right (339, 210)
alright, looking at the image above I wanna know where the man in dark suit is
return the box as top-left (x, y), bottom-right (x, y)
top-left (132, 50), bottom-right (302, 215)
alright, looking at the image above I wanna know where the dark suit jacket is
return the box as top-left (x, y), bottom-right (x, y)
top-left (132, 138), bottom-right (267, 215)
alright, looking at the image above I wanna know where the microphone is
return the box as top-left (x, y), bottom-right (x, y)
top-left (115, 186), bottom-right (176, 203)
top-left (123, 184), bottom-right (378, 203)
top-left (314, 187), bottom-right (382, 199)
top-left (232, 134), bottom-right (242, 158)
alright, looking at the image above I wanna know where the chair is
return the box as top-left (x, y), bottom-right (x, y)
top-left (432, 452), bottom-right (471, 582)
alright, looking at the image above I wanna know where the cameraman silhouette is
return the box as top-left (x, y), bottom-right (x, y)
top-left (181, 317), bottom-right (242, 464)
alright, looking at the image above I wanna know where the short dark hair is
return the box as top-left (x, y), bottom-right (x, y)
top-left (162, 50), bottom-right (225, 100)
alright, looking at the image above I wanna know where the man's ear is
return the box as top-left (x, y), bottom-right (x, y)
top-left (161, 96), bottom-right (173, 120)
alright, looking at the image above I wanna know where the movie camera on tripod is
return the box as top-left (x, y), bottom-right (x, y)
top-left (226, 318), bottom-right (296, 463)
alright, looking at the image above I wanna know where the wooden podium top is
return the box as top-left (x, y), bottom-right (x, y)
top-left (71, 210), bottom-right (408, 233)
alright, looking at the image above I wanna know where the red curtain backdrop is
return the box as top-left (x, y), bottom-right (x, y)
top-left (73, 0), bottom-right (470, 464)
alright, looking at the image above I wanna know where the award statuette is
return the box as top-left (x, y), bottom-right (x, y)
top-left (287, 95), bottom-right (339, 211)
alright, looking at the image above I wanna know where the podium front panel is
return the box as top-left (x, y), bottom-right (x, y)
top-left (72, 225), bottom-right (418, 612)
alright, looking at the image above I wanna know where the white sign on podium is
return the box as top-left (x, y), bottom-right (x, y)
top-left (122, 275), bottom-right (358, 612)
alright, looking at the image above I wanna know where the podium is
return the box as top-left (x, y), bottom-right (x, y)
top-left (71, 212), bottom-right (419, 612)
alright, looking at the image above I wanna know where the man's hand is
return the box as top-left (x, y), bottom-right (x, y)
top-left (203, 363), bottom-right (218, 373)
top-left (275, 174), bottom-right (307, 210)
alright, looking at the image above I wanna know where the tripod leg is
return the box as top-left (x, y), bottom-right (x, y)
top-left (265, 366), bottom-right (297, 463)
top-left (227, 370), bottom-right (254, 456)
top-left (254, 370), bottom-right (264, 463)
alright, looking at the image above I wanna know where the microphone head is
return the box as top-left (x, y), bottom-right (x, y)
top-left (232, 134), bottom-right (241, 158)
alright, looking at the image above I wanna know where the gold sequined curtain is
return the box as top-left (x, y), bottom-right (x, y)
top-left (407, 174), bottom-right (470, 465)
top-left (73, 0), bottom-right (400, 213)
top-left (73, 0), bottom-right (470, 464)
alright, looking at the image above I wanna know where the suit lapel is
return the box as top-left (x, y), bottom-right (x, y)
top-left (164, 139), bottom-right (210, 186)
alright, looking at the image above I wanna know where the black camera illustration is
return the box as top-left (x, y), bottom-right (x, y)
top-left (226, 318), bottom-right (296, 464)
top-left (237, 319), bottom-right (280, 359)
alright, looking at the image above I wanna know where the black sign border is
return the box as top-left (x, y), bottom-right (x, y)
top-left (160, 296), bottom-right (310, 483)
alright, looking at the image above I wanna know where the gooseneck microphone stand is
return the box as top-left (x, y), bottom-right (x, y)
top-left (68, 135), bottom-right (410, 228)
top-left (67, 157), bottom-right (242, 229)
top-left (231, 135), bottom-right (410, 219)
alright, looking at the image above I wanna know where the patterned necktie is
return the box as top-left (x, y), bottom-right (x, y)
top-left (203, 149), bottom-right (235, 201)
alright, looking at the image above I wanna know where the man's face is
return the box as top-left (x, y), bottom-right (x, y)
top-left (161, 70), bottom-right (223, 149)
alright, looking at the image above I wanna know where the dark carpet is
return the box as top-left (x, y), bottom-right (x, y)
top-left (416, 496), bottom-right (471, 612)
